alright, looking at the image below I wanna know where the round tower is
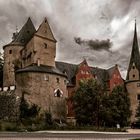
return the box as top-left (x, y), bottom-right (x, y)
top-left (3, 17), bottom-right (36, 87)
top-left (3, 42), bottom-right (23, 87)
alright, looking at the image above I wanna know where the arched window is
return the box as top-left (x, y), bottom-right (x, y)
top-left (54, 89), bottom-right (63, 97)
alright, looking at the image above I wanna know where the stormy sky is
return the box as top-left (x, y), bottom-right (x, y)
top-left (0, 0), bottom-right (140, 78)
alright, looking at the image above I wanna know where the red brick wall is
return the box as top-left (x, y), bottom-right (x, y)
top-left (109, 68), bottom-right (124, 92)
top-left (67, 61), bottom-right (94, 118)
top-left (76, 63), bottom-right (93, 86)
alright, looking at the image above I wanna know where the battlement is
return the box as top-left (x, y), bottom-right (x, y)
top-left (0, 86), bottom-right (16, 92)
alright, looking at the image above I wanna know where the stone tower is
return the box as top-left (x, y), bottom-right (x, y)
top-left (126, 21), bottom-right (140, 122)
top-left (33, 18), bottom-right (57, 67)
top-left (14, 17), bottom-right (68, 120)
top-left (3, 18), bottom-right (36, 87)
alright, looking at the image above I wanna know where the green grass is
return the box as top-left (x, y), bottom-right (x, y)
top-left (0, 120), bottom-right (127, 132)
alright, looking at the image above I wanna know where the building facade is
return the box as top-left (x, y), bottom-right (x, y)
top-left (56, 59), bottom-right (124, 124)
top-left (2, 17), bottom-right (124, 123)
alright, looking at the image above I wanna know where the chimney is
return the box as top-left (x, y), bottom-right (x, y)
top-left (37, 58), bottom-right (40, 66)
top-left (12, 33), bottom-right (17, 41)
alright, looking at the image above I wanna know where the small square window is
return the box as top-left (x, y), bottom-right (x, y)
top-left (44, 75), bottom-right (49, 81)
top-left (137, 83), bottom-right (140, 87)
top-left (137, 94), bottom-right (140, 100)
top-left (64, 80), bottom-right (67, 85)
top-left (9, 50), bottom-right (12, 54)
top-left (86, 71), bottom-right (89, 74)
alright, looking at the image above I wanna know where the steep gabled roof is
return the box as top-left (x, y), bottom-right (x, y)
top-left (14, 17), bottom-right (36, 45)
top-left (79, 59), bottom-right (88, 66)
top-left (3, 17), bottom-right (36, 49)
top-left (55, 61), bottom-right (78, 85)
top-left (126, 21), bottom-right (140, 80)
top-left (35, 18), bottom-right (56, 42)
top-left (90, 67), bottom-right (109, 87)
top-left (107, 65), bottom-right (117, 78)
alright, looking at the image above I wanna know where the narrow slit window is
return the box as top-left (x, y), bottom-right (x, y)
top-left (44, 43), bottom-right (48, 49)
top-left (9, 50), bottom-right (12, 54)
top-left (56, 78), bottom-right (60, 83)
top-left (137, 94), bottom-right (140, 100)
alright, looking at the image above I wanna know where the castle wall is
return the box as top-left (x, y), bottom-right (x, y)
top-left (21, 38), bottom-right (34, 68)
top-left (21, 35), bottom-right (56, 67)
top-left (126, 81), bottom-right (140, 122)
top-left (3, 45), bottom-right (23, 87)
top-left (33, 35), bottom-right (56, 67)
top-left (15, 72), bottom-right (68, 120)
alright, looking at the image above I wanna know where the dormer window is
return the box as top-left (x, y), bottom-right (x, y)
top-left (54, 89), bottom-right (63, 97)
top-left (27, 30), bottom-right (30, 34)
top-left (133, 74), bottom-right (135, 78)
top-left (132, 63), bottom-right (136, 69)
top-left (21, 38), bottom-right (25, 43)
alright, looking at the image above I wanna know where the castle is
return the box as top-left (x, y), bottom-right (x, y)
top-left (3, 18), bottom-right (68, 121)
top-left (2, 17), bottom-right (125, 123)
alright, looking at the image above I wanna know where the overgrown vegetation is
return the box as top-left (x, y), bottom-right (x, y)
top-left (0, 93), bottom-right (18, 121)
top-left (19, 93), bottom-right (40, 124)
top-left (73, 79), bottom-right (131, 128)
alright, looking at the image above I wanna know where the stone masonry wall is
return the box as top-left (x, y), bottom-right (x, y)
top-left (21, 35), bottom-right (56, 68)
top-left (3, 45), bottom-right (23, 87)
top-left (15, 72), bottom-right (68, 120)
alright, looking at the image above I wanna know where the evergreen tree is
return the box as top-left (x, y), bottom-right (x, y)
top-left (73, 79), bottom-right (104, 126)
top-left (103, 86), bottom-right (131, 127)
top-left (19, 93), bottom-right (40, 122)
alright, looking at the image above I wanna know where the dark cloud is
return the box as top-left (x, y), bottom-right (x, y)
top-left (74, 37), bottom-right (112, 51)
top-left (0, 0), bottom-right (140, 79)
